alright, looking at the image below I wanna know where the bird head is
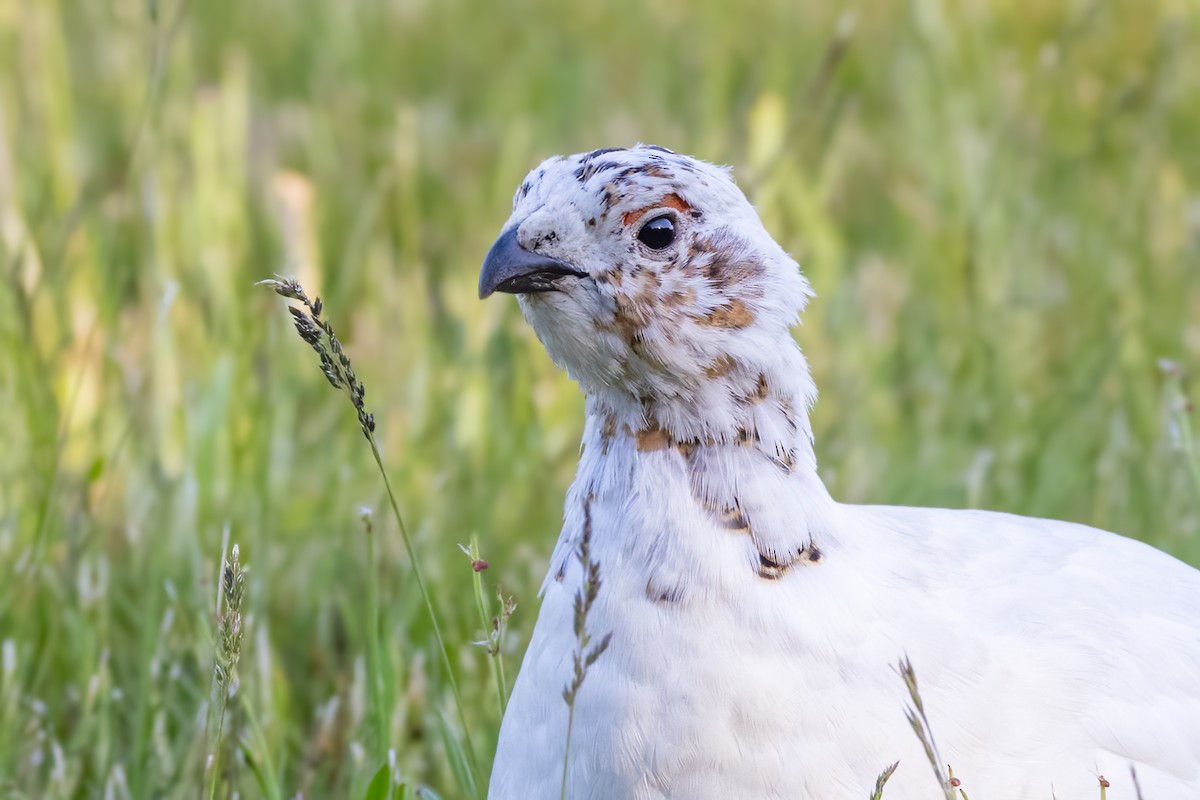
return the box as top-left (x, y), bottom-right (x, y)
top-left (480, 145), bottom-right (815, 442)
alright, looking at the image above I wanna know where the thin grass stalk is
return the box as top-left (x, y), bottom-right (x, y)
top-left (1130, 765), bottom-right (1146, 800)
top-left (361, 508), bottom-right (389, 762)
top-left (467, 540), bottom-right (500, 716)
top-left (238, 694), bottom-right (283, 800)
top-left (461, 535), bottom-right (511, 718)
top-left (559, 699), bottom-right (577, 800)
top-left (559, 500), bottom-right (612, 800)
top-left (370, 443), bottom-right (478, 777)
top-left (493, 585), bottom-right (513, 714)
top-left (473, 569), bottom-right (505, 719)
top-left (260, 278), bottom-right (480, 791)
top-left (1175, 389), bottom-right (1200, 498)
top-left (896, 656), bottom-right (956, 800)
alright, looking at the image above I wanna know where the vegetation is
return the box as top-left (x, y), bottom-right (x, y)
top-left (1, 0), bottom-right (1197, 797)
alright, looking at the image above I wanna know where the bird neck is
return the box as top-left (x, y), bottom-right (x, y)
top-left (553, 341), bottom-right (834, 589)
top-left (582, 339), bottom-right (820, 474)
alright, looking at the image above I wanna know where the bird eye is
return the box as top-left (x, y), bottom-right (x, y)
top-left (637, 216), bottom-right (676, 250)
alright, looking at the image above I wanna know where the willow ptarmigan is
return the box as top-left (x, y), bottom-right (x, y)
top-left (477, 145), bottom-right (1200, 799)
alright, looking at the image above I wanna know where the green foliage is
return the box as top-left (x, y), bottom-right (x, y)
top-left (1, 0), bottom-right (1198, 796)
top-left (364, 762), bottom-right (393, 800)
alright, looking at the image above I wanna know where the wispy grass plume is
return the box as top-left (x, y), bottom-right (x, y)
top-left (896, 656), bottom-right (958, 800)
top-left (206, 542), bottom-right (247, 800)
top-left (559, 501), bottom-right (612, 800)
top-left (868, 761), bottom-right (898, 800)
top-left (260, 277), bottom-right (480, 796)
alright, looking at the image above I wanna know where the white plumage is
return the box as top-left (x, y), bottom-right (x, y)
top-left (477, 145), bottom-right (1200, 799)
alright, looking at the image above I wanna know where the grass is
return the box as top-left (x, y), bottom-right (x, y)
top-left (261, 277), bottom-right (480, 796)
top-left (557, 501), bottom-right (611, 800)
top-left (897, 657), bottom-right (957, 800)
top-left (460, 535), bottom-right (514, 721)
top-left (1, 0), bottom-right (1199, 797)
top-left (206, 540), bottom-right (246, 800)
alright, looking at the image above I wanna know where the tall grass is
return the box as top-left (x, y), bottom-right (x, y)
top-left (1, 0), bottom-right (1198, 796)
top-left (261, 277), bottom-right (480, 797)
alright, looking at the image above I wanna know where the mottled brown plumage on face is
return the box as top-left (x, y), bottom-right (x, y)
top-left (482, 144), bottom-right (826, 584)
top-left (484, 146), bottom-right (814, 435)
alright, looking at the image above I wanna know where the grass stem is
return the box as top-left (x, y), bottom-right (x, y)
top-left (462, 535), bottom-right (511, 719)
top-left (260, 277), bottom-right (480, 794)
top-left (370, 441), bottom-right (479, 790)
top-left (362, 508), bottom-right (389, 764)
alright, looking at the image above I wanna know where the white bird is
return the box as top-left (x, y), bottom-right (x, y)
top-left (478, 145), bottom-right (1200, 799)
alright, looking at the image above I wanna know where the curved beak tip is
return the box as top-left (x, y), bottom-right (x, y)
top-left (478, 226), bottom-right (584, 299)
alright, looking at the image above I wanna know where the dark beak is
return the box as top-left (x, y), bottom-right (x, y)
top-left (478, 226), bottom-right (586, 299)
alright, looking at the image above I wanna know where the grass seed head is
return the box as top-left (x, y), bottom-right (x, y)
top-left (261, 276), bottom-right (377, 440)
top-left (214, 544), bottom-right (247, 696)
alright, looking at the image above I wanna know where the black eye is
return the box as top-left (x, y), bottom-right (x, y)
top-left (637, 216), bottom-right (676, 250)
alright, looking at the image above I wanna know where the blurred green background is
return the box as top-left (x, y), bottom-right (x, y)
top-left (2, 0), bottom-right (1198, 797)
